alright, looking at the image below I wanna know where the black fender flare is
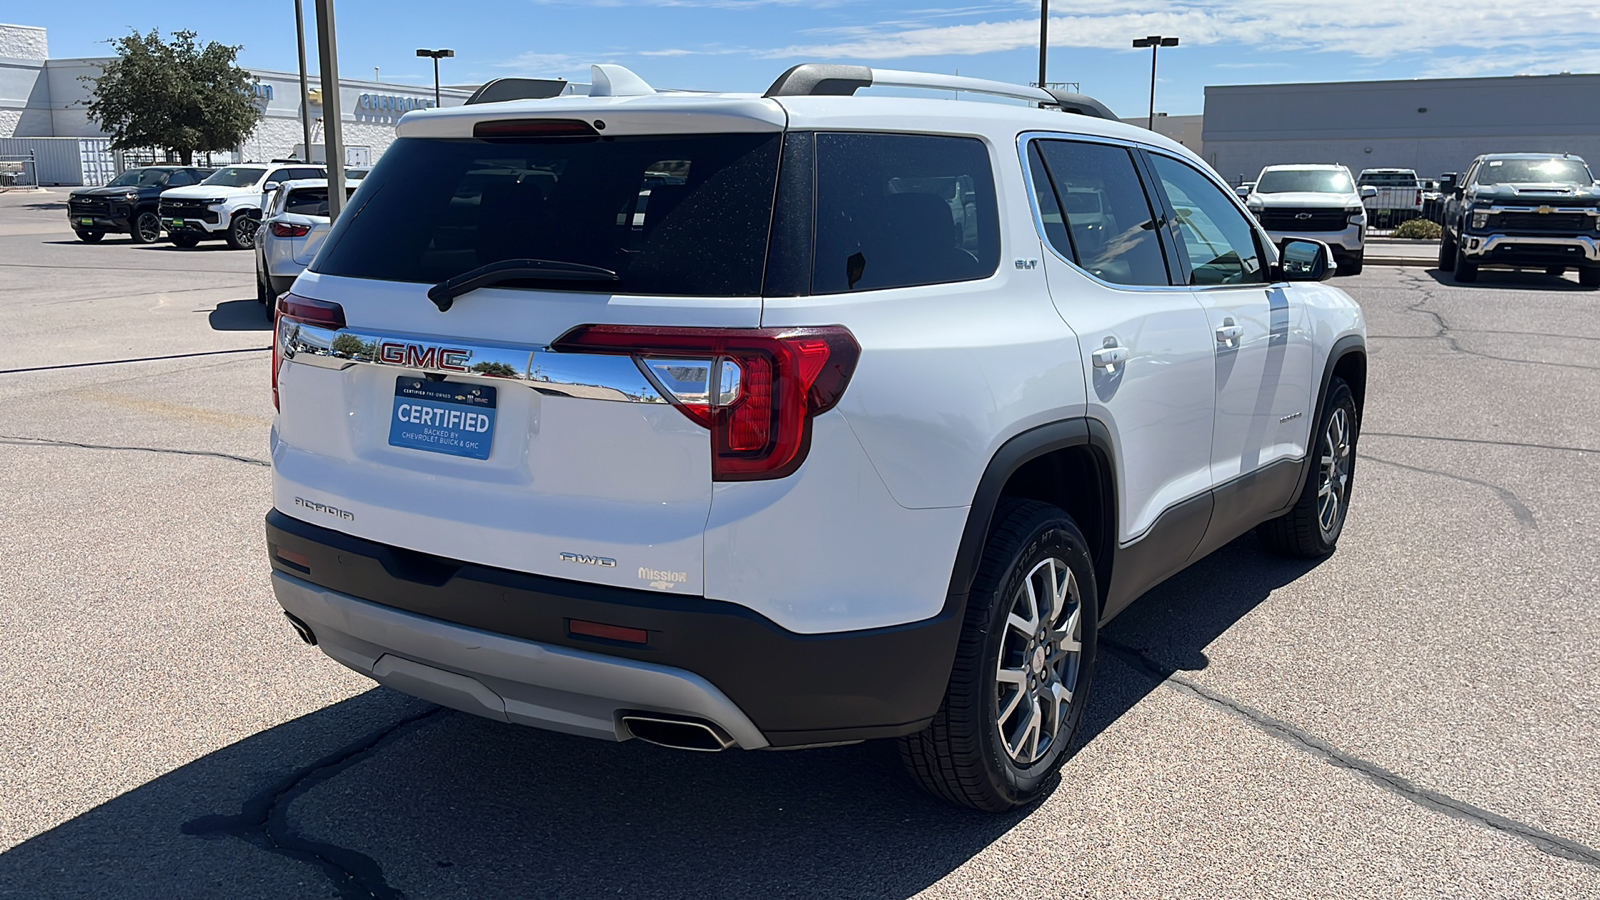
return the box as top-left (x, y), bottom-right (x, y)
top-left (943, 418), bottom-right (1118, 613)
top-left (1275, 334), bottom-right (1366, 516)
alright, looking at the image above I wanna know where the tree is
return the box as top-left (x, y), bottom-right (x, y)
top-left (84, 30), bottom-right (262, 165)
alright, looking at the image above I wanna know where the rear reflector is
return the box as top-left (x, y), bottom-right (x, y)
top-left (273, 292), bottom-right (346, 410)
top-left (552, 325), bottom-right (861, 481)
top-left (474, 118), bottom-right (599, 140)
top-left (271, 544), bottom-right (313, 573)
top-left (568, 619), bottom-right (650, 645)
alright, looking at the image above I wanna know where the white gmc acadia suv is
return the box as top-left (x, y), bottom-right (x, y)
top-left (267, 64), bottom-right (1367, 812)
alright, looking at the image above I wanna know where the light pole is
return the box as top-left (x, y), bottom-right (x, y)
top-left (293, 0), bottom-right (313, 163)
top-left (314, 0), bottom-right (346, 217)
top-left (416, 48), bottom-right (455, 108)
top-left (1131, 35), bottom-right (1178, 131)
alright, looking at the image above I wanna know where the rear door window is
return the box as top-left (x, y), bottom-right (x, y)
top-left (283, 187), bottom-right (331, 217)
top-left (811, 133), bottom-right (999, 293)
top-left (315, 133), bottom-right (781, 296)
top-left (1030, 139), bottom-right (1171, 287)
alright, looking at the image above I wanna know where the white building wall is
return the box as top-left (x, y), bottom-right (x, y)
top-left (0, 23), bottom-right (48, 59)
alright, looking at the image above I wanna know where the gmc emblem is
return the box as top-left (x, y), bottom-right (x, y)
top-left (377, 341), bottom-right (470, 372)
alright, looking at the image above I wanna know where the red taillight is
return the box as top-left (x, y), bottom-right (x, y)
top-left (272, 292), bottom-right (346, 410)
top-left (552, 325), bottom-right (861, 481)
top-left (270, 222), bottom-right (311, 237)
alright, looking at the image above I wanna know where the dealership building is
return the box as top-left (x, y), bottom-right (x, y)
top-left (0, 22), bottom-right (476, 185)
top-left (1201, 73), bottom-right (1600, 185)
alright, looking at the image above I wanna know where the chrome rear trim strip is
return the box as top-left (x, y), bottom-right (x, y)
top-left (279, 321), bottom-right (667, 403)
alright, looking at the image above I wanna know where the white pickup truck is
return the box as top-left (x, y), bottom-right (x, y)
top-left (1356, 168), bottom-right (1421, 226)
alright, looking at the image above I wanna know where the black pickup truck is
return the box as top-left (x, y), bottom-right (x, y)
top-left (1438, 153), bottom-right (1600, 287)
top-left (66, 166), bottom-right (212, 243)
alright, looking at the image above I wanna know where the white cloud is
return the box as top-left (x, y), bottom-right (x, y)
top-left (756, 2), bottom-right (1600, 64)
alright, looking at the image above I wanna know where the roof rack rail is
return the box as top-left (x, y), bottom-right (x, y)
top-left (763, 64), bottom-right (1116, 119)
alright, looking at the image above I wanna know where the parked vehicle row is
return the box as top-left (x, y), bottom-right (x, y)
top-left (67, 163), bottom-right (370, 250)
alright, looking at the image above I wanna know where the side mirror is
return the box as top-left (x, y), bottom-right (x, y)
top-left (263, 181), bottom-right (281, 193)
top-left (1359, 186), bottom-right (1378, 200)
top-left (1280, 239), bottom-right (1333, 282)
top-left (1234, 185), bottom-right (1251, 198)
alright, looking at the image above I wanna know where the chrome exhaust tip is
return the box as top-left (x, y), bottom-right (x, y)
top-left (620, 714), bottom-right (735, 752)
top-left (283, 611), bottom-right (318, 646)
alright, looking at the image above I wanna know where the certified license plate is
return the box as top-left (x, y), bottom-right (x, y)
top-left (79, 217), bottom-right (94, 226)
top-left (388, 378), bottom-right (497, 460)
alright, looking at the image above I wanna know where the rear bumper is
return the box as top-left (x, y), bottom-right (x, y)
top-left (265, 509), bottom-right (961, 747)
top-left (1459, 232), bottom-right (1600, 265)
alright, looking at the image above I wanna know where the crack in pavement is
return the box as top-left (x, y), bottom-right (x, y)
top-left (1365, 431), bottom-right (1600, 456)
top-left (1394, 271), bottom-right (1600, 372)
top-left (0, 435), bottom-right (270, 468)
top-left (0, 346), bottom-right (267, 375)
top-left (1101, 640), bottom-right (1600, 872)
top-left (1364, 453), bottom-right (1536, 527)
top-left (182, 707), bottom-right (446, 900)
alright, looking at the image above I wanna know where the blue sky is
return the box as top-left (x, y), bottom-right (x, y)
top-left (22, 1), bottom-right (1600, 116)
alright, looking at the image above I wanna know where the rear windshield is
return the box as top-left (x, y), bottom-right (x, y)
top-left (1357, 171), bottom-right (1417, 187)
top-left (1255, 170), bottom-right (1354, 194)
top-left (314, 133), bottom-right (782, 296)
top-left (1475, 158), bottom-right (1593, 185)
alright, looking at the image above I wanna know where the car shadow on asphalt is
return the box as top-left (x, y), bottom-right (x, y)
top-left (0, 536), bottom-right (1321, 899)
top-left (1423, 267), bottom-right (1586, 290)
top-left (1077, 535), bottom-right (1323, 746)
top-left (208, 299), bottom-right (272, 332)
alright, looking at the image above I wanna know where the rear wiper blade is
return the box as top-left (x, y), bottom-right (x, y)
top-left (428, 258), bottom-right (619, 311)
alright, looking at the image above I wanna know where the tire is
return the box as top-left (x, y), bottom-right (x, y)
top-left (1259, 377), bottom-right (1358, 558)
top-left (170, 233), bottom-right (202, 249)
top-left (130, 210), bottom-right (162, 244)
top-left (1453, 243), bottom-right (1478, 283)
top-left (1546, 266), bottom-right (1566, 277)
top-left (898, 499), bottom-right (1098, 812)
top-left (256, 261), bottom-right (269, 305)
top-left (1437, 230), bottom-right (1456, 270)
top-left (75, 229), bottom-right (104, 243)
top-left (1341, 249), bottom-right (1364, 276)
top-left (225, 214), bottom-right (259, 250)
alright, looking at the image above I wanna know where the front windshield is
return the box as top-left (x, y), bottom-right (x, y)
top-left (1256, 170), bottom-right (1354, 194)
top-left (107, 169), bottom-right (173, 188)
top-left (201, 167), bottom-right (267, 188)
top-left (1475, 158), bottom-right (1593, 185)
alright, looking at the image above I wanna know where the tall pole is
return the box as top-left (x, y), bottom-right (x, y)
top-left (1037, 0), bottom-right (1048, 88)
top-left (433, 56), bottom-right (441, 107)
top-left (314, 0), bottom-right (346, 218)
top-left (294, 0), bottom-right (312, 163)
top-left (1148, 43), bottom-right (1158, 130)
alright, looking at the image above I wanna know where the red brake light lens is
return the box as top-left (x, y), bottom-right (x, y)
top-left (273, 293), bottom-right (346, 410)
top-left (473, 118), bottom-right (599, 140)
top-left (270, 222), bottom-right (311, 237)
top-left (552, 325), bottom-right (861, 481)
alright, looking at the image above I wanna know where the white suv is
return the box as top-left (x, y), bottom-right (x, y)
top-left (1245, 164), bottom-right (1371, 275)
top-left (267, 64), bottom-right (1367, 812)
top-left (160, 162), bottom-right (325, 249)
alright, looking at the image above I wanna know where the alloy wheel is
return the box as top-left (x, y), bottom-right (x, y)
top-left (135, 212), bottom-right (161, 243)
top-left (995, 557), bottom-right (1083, 765)
top-left (1318, 407), bottom-right (1352, 536)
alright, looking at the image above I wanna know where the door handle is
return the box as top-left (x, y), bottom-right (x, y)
top-left (1215, 318), bottom-right (1242, 346)
top-left (1091, 345), bottom-right (1128, 369)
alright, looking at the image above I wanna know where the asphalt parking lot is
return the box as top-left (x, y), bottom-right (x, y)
top-left (1, 188), bottom-right (1598, 899)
